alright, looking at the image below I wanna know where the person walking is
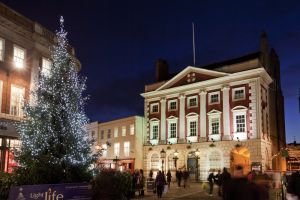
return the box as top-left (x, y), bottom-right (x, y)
top-left (137, 169), bottom-right (145, 197)
top-left (286, 171), bottom-right (300, 200)
top-left (220, 167), bottom-right (231, 197)
top-left (176, 170), bottom-right (182, 187)
top-left (207, 170), bottom-right (215, 196)
top-left (183, 169), bottom-right (189, 188)
top-left (166, 170), bottom-right (172, 188)
top-left (214, 169), bottom-right (222, 196)
top-left (155, 170), bottom-right (166, 198)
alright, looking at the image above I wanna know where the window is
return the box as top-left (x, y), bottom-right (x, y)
top-left (151, 153), bottom-right (160, 170)
top-left (189, 120), bottom-right (197, 136)
top-left (124, 142), bottom-right (130, 157)
top-left (150, 103), bottom-right (159, 113)
top-left (114, 127), bottom-right (118, 138)
top-left (211, 118), bottom-right (220, 135)
top-left (130, 124), bottom-right (134, 135)
top-left (150, 121), bottom-right (159, 140)
top-left (233, 87), bottom-right (245, 100)
top-left (42, 57), bottom-right (52, 76)
top-left (236, 115), bottom-right (245, 133)
top-left (209, 92), bottom-right (219, 104)
top-left (114, 143), bottom-right (120, 156)
top-left (100, 130), bottom-right (104, 139)
top-left (0, 38), bottom-right (4, 61)
top-left (169, 122), bottom-right (177, 138)
top-left (13, 45), bottom-right (25, 68)
top-left (107, 129), bottom-right (111, 139)
top-left (122, 126), bottom-right (126, 136)
top-left (188, 96), bottom-right (197, 107)
top-left (102, 144), bottom-right (107, 157)
top-left (168, 100), bottom-right (177, 111)
top-left (10, 85), bottom-right (25, 117)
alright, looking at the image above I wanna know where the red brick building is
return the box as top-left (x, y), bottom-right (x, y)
top-left (0, 3), bottom-right (80, 172)
top-left (141, 33), bottom-right (286, 180)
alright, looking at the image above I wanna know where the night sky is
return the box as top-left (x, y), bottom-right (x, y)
top-left (2, 0), bottom-right (299, 142)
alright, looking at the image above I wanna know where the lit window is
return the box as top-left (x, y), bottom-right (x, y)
top-left (151, 103), bottom-right (159, 113)
top-left (211, 117), bottom-right (220, 135)
top-left (188, 96), bottom-right (197, 107)
top-left (169, 122), bottom-right (177, 138)
top-left (130, 124), bottom-right (134, 135)
top-left (236, 115), bottom-right (246, 133)
top-left (114, 143), bottom-right (120, 156)
top-left (102, 144), bottom-right (107, 157)
top-left (114, 127), bottom-right (118, 137)
top-left (233, 87), bottom-right (245, 100)
top-left (209, 92), bottom-right (219, 104)
top-left (107, 129), bottom-right (111, 139)
top-left (42, 57), bottom-right (52, 76)
top-left (13, 45), bottom-right (25, 68)
top-left (124, 142), bottom-right (130, 157)
top-left (189, 121), bottom-right (197, 136)
top-left (122, 126), bottom-right (126, 136)
top-left (0, 38), bottom-right (5, 61)
top-left (10, 85), bottom-right (25, 117)
top-left (168, 100), bottom-right (177, 111)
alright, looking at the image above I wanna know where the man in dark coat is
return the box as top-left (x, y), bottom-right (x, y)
top-left (287, 171), bottom-right (300, 199)
top-left (207, 170), bottom-right (215, 196)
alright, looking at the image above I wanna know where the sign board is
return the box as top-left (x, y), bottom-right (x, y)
top-left (146, 179), bottom-right (155, 192)
top-left (9, 183), bottom-right (91, 200)
top-left (251, 162), bottom-right (262, 173)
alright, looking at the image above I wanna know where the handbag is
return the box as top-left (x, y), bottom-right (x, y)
top-left (163, 184), bottom-right (168, 194)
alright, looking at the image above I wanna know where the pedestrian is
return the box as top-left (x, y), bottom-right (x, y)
top-left (220, 167), bottom-right (231, 197)
top-left (183, 169), bottom-right (189, 188)
top-left (214, 169), bottom-right (222, 196)
top-left (286, 171), bottom-right (300, 200)
top-left (149, 169), bottom-right (153, 180)
top-left (207, 169), bottom-right (215, 196)
top-left (137, 169), bottom-right (145, 197)
top-left (176, 170), bottom-right (182, 187)
top-left (166, 170), bottom-right (172, 188)
top-left (155, 170), bottom-right (166, 198)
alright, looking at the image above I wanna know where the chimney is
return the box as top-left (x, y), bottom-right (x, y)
top-left (155, 59), bottom-right (169, 82)
top-left (260, 31), bottom-right (269, 69)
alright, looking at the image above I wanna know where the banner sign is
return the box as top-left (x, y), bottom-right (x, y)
top-left (9, 183), bottom-right (92, 200)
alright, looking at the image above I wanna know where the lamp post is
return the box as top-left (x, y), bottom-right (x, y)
top-left (113, 156), bottom-right (120, 170)
top-left (195, 149), bottom-right (200, 182)
top-left (173, 150), bottom-right (179, 170)
top-left (160, 149), bottom-right (166, 172)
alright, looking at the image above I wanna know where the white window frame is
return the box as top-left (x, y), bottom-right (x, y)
top-left (232, 106), bottom-right (248, 140)
top-left (232, 87), bottom-right (246, 101)
top-left (167, 118), bottom-right (178, 139)
top-left (207, 110), bottom-right (222, 141)
top-left (114, 127), bottom-right (118, 138)
top-left (208, 91), bottom-right (220, 105)
top-left (130, 124), bottom-right (134, 135)
top-left (187, 96), bottom-right (198, 108)
top-left (41, 57), bottom-right (52, 76)
top-left (0, 38), bottom-right (5, 61)
top-left (13, 45), bottom-right (26, 68)
top-left (187, 115), bottom-right (198, 137)
top-left (10, 85), bottom-right (25, 117)
top-left (114, 143), bottom-right (120, 156)
top-left (150, 103), bottom-right (159, 113)
top-left (124, 141), bottom-right (130, 157)
top-left (150, 120), bottom-right (159, 141)
top-left (122, 126), bottom-right (126, 136)
top-left (168, 99), bottom-right (177, 111)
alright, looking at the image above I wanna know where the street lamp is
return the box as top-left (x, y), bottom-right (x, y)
top-left (173, 150), bottom-right (179, 170)
top-left (195, 149), bottom-right (200, 182)
top-left (160, 149), bottom-right (166, 172)
top-left (113, 156), bottom-right (120, 170)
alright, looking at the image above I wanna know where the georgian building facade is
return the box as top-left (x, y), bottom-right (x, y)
top-left (0, 2), bottom-right (80, 172)
top-left (141, 33), bottom-right (286, 181)
top-left (87, 116), bottom-right (145, 173)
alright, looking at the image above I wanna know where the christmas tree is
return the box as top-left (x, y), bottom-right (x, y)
top-left (14, 17), bottom-right (99, 184)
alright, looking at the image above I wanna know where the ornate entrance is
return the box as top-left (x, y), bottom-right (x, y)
top-left (230, 147), bottom-right (250, 175)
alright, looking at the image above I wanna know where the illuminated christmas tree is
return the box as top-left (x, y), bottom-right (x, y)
top-left (15, 17), bottom-right (98, 184)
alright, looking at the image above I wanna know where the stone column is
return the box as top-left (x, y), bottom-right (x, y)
top-left (160, 98), bottom-right (166, 143)
top-left (199, 90), bottom-right (207, 141)
top-left (222, 86), bottom-right (231, 140)
top-left (179, 94), bottom-right (186, 142)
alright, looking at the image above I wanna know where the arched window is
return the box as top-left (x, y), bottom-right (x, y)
top-left (151, 153), bottom-right (159, 170)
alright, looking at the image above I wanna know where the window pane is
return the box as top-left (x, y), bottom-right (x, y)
top-left (13, 46), bottom-right (25, 68)
top-left (211, 118), bottom-right (219, 135)
top-left (236, 115), bottom-right (245, 132)
top-left (10, 85), bottom-right (25, 117)
top-left (169, 101), bottom-right (176, 110)
top-left (124, 142), bottom-right (130, 157)
top-left (130, 124), bottom-right (134, 135)
top-left (152, 124), bottom-right (159, 139)
top-left (114, 143), bottom-right (120, 156)
top-left (170, 122), bottom-right (177, 138)
top-left (189, 98), bottom-right (197, 107)
top-left (42, 58), bottom-right (52, 76)
top-left (122, 126), bottom-right (126, 136)
top-left (114, 127), bottom-right (118, 138)
top-left (210, 94), bottom-right (219, 103)
top-left (189, 121), bottom-right (197, 136)
top-left (152, 104), bottom-right (159, 113)
top-left (234, 89), bottom-right (245, 99)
